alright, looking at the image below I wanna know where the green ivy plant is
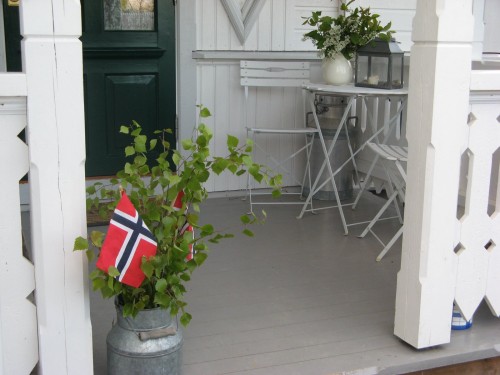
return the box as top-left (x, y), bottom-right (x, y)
top-left (74, 106), bottom-right (281, 326)
top-left (302, 0), bottom-right (394, 60)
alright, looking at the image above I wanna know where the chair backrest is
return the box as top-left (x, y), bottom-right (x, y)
top-left (240, 60), bottom-right (310, 88)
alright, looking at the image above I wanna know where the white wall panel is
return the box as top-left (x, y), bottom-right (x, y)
top-left (355, 0), bottom-right (416, 52)
top-left (484, 0), bottom-right (500, 53)
top-left (285, 0), bottom-right (340, 51)
top-left (193, 0), bottom-right (416, 193)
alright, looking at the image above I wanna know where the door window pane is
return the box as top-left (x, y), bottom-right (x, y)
top-left (104, 0), bottom-right (155, 31)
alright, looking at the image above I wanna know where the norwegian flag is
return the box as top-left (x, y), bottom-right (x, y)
top-left (173, 190), bottom-right (195, 261)
top-left (96, 192), bottom-right (157, 288)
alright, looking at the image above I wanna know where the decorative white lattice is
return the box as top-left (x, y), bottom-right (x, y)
top-left (454, 97), bottom-right (500, 320)
top-left (0, 98), bottom-right (38, 374)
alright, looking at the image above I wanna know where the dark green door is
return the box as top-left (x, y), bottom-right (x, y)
top-left (2, 0), bottom-right (22, 72)
top-left (81, 0), bottom-right (175, 176)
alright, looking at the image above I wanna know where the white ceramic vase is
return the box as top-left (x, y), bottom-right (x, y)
top-left (322, 54), bottom-right (353, 85)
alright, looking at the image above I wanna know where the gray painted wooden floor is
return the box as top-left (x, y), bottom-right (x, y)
top-left (89, 194), bottom-right (500, 375)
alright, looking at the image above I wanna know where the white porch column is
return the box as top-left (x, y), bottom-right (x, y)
top-left (21, 0), bottom-right (93, 373)
top-left (394, 0), bottom-right (474, 348)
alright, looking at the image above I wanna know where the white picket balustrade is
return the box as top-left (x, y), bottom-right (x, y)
top-left (395, 0), bottom-right (500, 349)
top-left (20, 0), bottom-right (93, 373)
top-left (0, 1), bottom-right (93, 374)
top-left (0, 84), bottom-right (39, 374)
top-left (454, 78), bottom-right (500, 321)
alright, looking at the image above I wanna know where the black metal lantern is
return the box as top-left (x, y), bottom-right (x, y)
top-left (355, 38), bottom-right (404, 90)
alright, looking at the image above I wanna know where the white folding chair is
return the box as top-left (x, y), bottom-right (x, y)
top-left (241, 60), bottom-right (317, 213)
top-left (357, 142), bottom-right (408, 261)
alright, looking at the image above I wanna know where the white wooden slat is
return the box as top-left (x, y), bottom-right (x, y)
top-left (257, 0), bottom-right (272, 50)
top-left (0, 100), bottom-right (38, 375)
top-left (228, 63), bottom-right (248, 190)
top-left (201, 0), bottom-right (217, 50)
top-left (361, 97), bottom-right (367, 132)
top-left (396, 100), bottom-right (402, 139)
top-left (271, 0), bottom-right (286, 50)
top-left (371, 97), bottom-right (379, 133)
top-left (383, 98), bottom-right (391, 136)
top-left (241, 60), bottom-right (309, 70)
top-left (241, 78), bottom-right (309, 87)
top-left (198, 63), bottom-right (217, 192)
top-left (456, 100), bottom-right (500, 319)
top-left (216, 0), bottom-right (231, 50)
top-left (355, 0), bottom-right (417, 9)
top-left (214, 64), bottom-right (231, 192)
top-left (0, 73), bottom-right (27, 96)
top-left (483, 0), bottom-right (500, 53)
top-left (284, 0), bottom-right (339, 51)
top-left (241, 69), bottom-right (309, 79)
top-left (195, 0), bottom-right (203, 50)
top-left (470, 70), bottom-right (500, 91)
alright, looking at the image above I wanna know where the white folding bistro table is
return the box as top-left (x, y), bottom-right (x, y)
top-left (298, 83), bottom-right (408, 235)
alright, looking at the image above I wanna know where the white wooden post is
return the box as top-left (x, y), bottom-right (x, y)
top-left (21, 0), bottom-right (93, 373)
top-left (394, 0), bottom-right (474, 348)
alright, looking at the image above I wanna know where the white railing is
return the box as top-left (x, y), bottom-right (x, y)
top-left (0, 75), bottom-right (38, 375)
top-left (0, 1), bottom-right (94, 374)
top-left (394, 0), bottom-right (500, 350)
top-left (454, 65), bottom-right (500, 321)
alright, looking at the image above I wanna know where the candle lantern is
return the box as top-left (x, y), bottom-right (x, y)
top-left (354, 38), bottom-right (404, 90)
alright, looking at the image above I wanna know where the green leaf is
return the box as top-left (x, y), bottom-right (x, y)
top-left (92, 278), bottom-right (105, 290)
top-left (212, 158), bottom-right (229, 175)
top-left (200, 224), bottom-right (214, 235)
top-left (125, 146), bottom-right (135, 157)
top-left (107, 266), bottom-right (120, 277)
top-left (199, 107), bottom-right (211, 118)
top-left (172, 152), bottom-right (181, 166)
top-left (181, 139), bottom-right (194, 150)
top-left (242, 155), bottom-right (252, 167)
top-left (134, 155), bottom-right (147, 166)
top-left (85, 249), bottom-right (95, 262)
top-left (124, 162), bottom-right (133, 174)
top-left (90, 231), bottom-right (105, 247)
top-left (134, 143), bottom-right (147, 154)
top-left (154, 293), bottom-right (171, 307)
top-left (194, 252), bottom-right (208, 266)
top-left (155, 278), bottom-right (168, 293)
top-left (240, 215), bottom-right (251, 224)
top-left (149, 139), bottom-right (157, 150)
top-left (180, 312), bottom-right (192, 327)
top-left (243, 229), bottom-right (254, 237)
top-left (141, 260), bottom-right (154, 279)
top-left (227, 135), bottom-right (238, 149)
top-left (73, 236), bottom-right (88, 251)
top-left (120, 125), bottom-right (129, 134)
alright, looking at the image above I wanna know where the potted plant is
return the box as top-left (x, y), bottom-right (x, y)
top-left (302, 0), bottom-right (394, 85)
top-left (74, 106), bottom-right (281, 374)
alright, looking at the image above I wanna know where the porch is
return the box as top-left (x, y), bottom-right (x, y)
top-left (88, 194), bottom-right (500, 375)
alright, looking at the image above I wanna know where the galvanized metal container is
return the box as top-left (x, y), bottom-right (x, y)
top-left (107, 304), bottom-right (183, 375)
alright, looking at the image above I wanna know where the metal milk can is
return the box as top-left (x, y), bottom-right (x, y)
top-left (107, 304), bottom-right (183, 375)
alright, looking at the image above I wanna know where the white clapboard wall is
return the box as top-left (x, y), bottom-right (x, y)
top-left (197, 61), bottom-right (312, 191)
top-left (194, 0), bottom-right (416, 193)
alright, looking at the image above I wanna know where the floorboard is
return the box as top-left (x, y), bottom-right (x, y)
top-left (88, 194), bottom-right (500, 375)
